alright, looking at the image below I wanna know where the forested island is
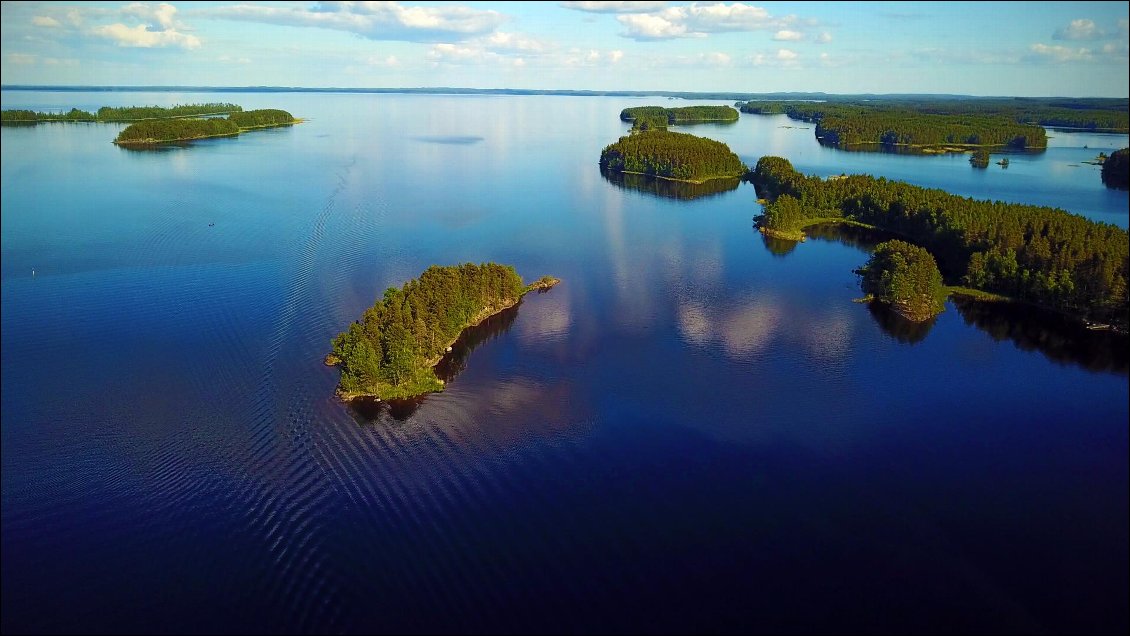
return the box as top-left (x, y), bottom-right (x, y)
top-left (0, 103), bottom-right (242, 124)
top-left (599, 130), bottom-right (746, 183)
top-left (620, 106), bottom-right (739, 127)
top-left (326, 263), bottom-right (559, 401)
top-left (856, 240), bottom-right (948, 321)
top-left (738, 101), bottom-right (1046, 150)
top-left (751, 156), bottom-right (1129, 329)
top-left (114, 108), bottom-right (297, 145)
top-left (1102, 148), bottom-right (1129, 189)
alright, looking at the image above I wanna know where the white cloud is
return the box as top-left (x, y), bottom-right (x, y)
top-left (616, 2), bottom-right (798, 40)
top-left (608, 49), bottom-right (624, 63)
top-left (816, 31), bottom-right (832, 43)
top-left (1054, 18), bottom-right (1101, 41)
top-left (122, 2), bottom-right (179, 30)
top-left (91, 22), bottom-right (201, 48)
top-left (203, 1), bottom-right (505, 42)
top-left (482, 31), bottom-right (549, 53)
top-left (5, 53), bottom-right (38, 65)
top-left (559, 1), bottom-right (668, 13)
top-left (1029, 43), bottom-right (1093, 62)
top-left (773, 29), bottom-right (802, 41)
top-left (32, 16), bottom-right (61, 28)
top-left (776, 48), bottom-right (798, 61)
top-left (366, 54), bottom-right (400, 66)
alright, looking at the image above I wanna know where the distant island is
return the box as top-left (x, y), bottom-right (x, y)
top-left (326, 263), bottom-right (559, 401)
top-left (0, 103), bottom-right (243, 124)
top-left (856, 240), bottom-right (948, 322)
top-left (750, 156), bottom-right (1128, 330)
top-left (114, 109), bottom-right (297, 145)
top-left (599, 129), bottom-right (746, 184)
top-left (620, 106), bottom-right (739, 127)
top-left (1101, 148), bottom-right (1129, 189)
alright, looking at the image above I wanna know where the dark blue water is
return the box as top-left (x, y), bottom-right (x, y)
top-left (2, 91), bottom-right (1127, 634)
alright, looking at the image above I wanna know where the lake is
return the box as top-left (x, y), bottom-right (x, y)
top-left (2, 90), bottom-right (1127, 633)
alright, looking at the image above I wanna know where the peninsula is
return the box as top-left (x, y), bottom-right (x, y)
top-left (326, 263), bottom-right (559, 401)
top-left (750, 156), bottom-right (1128, 330)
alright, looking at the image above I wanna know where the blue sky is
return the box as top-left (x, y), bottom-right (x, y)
top-left (2, 1), bottom-right (1127, 96)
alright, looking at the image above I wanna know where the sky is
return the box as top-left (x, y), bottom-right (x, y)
top-left (1, 1), bottom-right (1127, 97)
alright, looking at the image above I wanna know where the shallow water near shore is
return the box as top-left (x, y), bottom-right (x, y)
top-left (2, 90), bottom-right (1127, 633)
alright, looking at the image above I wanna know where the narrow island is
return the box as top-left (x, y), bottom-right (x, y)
top-left (599, 129), bottom-right (746, 184)
top-left (326, 263), bottom-right (559, 401)
top-left (855, 240), bottom-right (948, 322)
top-left (1101, 148), bottom-right (1129, 189)
top-left (1, 103), bottom-right (243, 124)
top-left (114, 108), bottom-right (298, 146)
top-left (620, 105), bottom-right (739, 127)
top-left (750, 156), bottom-right (1128, 331)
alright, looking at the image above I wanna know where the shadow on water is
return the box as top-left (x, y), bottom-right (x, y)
top-left (867, 302), bottom-right (937, 344)
top-left (759, 232), bottom-right (799, 257)
top-left (348, 302), bottom-right (523, 423)
top-left (600, 167), bottom-right (741, 201)
top-left (818, 140), bottom-right (1048, 157)
top-left (952, 297), bottom-right (1129, 375)
top-left (803, 222), bottom-right (902, 251)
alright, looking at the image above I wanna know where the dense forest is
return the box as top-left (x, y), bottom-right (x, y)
top-left (114, 118), bottom-right (240, 144)
top-left (1, 103), bottom-right (242, 124)
top-left (737, 102), bottom-right (1047, 149)
top-left (599, 130), bottom-right (746, 183)
top-left (620, 106), bottom-right (739, 125)
top-left (114, 109), bottom-right (296, 144)
top-left (856, 240), bottom-right (948, 321)
top-left (327, 263), bottom-right (558, 400)
top-left (737, 97), bottom-right (1128, 133)
top-left (751, 156), bottom-right (1129, 328)
top-left (1102, 148), bottom-right (1129, 189)
top-left (228, 109), bottom-right (296, 128)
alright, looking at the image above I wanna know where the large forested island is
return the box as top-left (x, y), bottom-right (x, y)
top-left (0, 102), bottom-right (243, 124)
top-left (751, 156), bottom-right (1129, 330)
top-left (326, 263), bottom-right (559, 401)
top-left (600, 130), bottom-right (745, 183)
top-left (620, 106), bottom-right (739, 127)
top-left (114, 109), bottom-right (297, 145)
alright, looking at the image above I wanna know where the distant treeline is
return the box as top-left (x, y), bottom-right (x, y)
top-left (738, 102), bottom-right (1046, 148)
top-left (1102, 148), bottom-right (1129, 189)
top-left (114, 109), bottom-right (295, 144)
top-left (751, 156), bottom-right (1128, 328)
top-left (737, 97), bottom-right (1128, 133)
top-left (620, 106), bottom-right (739, 126)
top-left (1, 103), bottom-right (242, 124)
top-left (600, 130), bottom-right (746, 182)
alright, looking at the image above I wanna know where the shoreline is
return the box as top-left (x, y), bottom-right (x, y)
top-left (609, 169), bottom-right (743, 185)
top-left (113, 120), bottom-right (300, 146)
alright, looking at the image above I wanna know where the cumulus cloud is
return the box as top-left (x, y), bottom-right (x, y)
top-left (617, 2), bottom-right (795, 40)
top-left (92, 22), bottom-right (201, 48)
top-left (1029, 43), bottom-right (1093, 62)
top-left (1054, 18), bottom-right (1102, 41)
top-left (203, 1), bottom-right (505, 42)
top-left (816, 31), bottom-right (832, 43)
top-left (776, 48), bottom-right (798, 61)
top-left (91, 3), bottom-right (200, 49)
top-left (559, 1), bottom-right (667, 12)
top-left (773, 29), bottom-right (803, 41)
top-left (32, 16), bottom-right (61, 28)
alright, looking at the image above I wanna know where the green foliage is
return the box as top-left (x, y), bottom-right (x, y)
top-left (96, 103), bottom-right (242, 121)
top-left (330, 263), bottom-right (532, 399)
top-left (114, 118), bottom-right (240, 144)
top-left (599, 130), bottom-right (746, 182)
top-left (631, 114), bottom-right (669, 131)
top-left (969, 149), bottom-right (990, 168)
top-left (1101, 148), bottom-right (1129, 189)
top-left (620, 106), bottom-right (739, 124)
top-left (750, 156), bottom-right (1129, 327)
top-left (761, 194), bottom-right (808, 233)
top-left (858, 240), bottom-right (947, 321)
top-left (1, 108), bottom-right (96, 123)
top-left (228, 109), bottom-right (295, 128)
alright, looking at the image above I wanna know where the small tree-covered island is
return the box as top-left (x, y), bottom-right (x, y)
top-left (856, 240), bottom-right (948, 322)
top-left (599, 129), bottom-right (746, 183)
top-left (326, 263), bottom-right (560, 401)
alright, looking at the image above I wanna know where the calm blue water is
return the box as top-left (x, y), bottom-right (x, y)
top-left (2, 91), bottom-right (1127, 634)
